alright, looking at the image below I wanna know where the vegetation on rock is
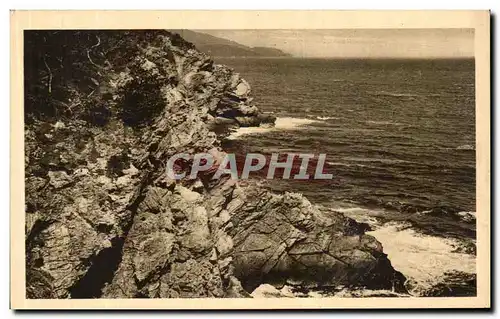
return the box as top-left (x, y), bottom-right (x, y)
top-left (25, 30), bottom-right (406, 299)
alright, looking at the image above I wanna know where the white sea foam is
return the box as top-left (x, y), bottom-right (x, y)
top-left (228, 117), bottom-right (318, 139)
top-left (366, 222), bottom-right (476, 295)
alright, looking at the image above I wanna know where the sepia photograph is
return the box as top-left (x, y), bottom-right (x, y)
top-left (10, 10), bottom-right (490, 309)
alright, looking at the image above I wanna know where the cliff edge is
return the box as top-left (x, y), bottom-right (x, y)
top-left (24, 30), bottom-right (406, 298)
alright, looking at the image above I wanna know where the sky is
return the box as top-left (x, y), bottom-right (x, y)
top-left (197, 29), bottom-right (474, 58)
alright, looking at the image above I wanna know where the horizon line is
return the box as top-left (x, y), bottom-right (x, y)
top-left (212, 56), bottom-right (475, 60)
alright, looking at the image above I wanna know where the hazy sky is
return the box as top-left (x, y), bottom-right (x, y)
top-left (197, 29), bottom-right (474, 58)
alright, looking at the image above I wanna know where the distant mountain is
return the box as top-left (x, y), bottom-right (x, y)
top-left (170, 30), bottom-right (291, 57)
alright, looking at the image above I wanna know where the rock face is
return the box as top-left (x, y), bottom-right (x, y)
top-left (24, 30), bottom-right (406, 299)
top-left (170, 30), bottom-right (292, 58)
top-left (229, 190), bottom-right (406, 293)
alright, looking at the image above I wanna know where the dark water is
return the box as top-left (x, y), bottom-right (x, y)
top-left (219, 57), bottom-right (476, 240)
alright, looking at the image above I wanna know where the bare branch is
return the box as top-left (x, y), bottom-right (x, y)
top-left (42, 55), bottom-right (52, 94)
top-left (87, 35), bottom-right (103, 69)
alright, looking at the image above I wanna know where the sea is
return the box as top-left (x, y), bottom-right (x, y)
top-left (218, 57), bottom-right (477, 296)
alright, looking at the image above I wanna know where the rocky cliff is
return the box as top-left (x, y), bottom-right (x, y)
top-left (171, 30), bottom-right (291, 58)
top-left (25, 30), bottom-right (406, 299)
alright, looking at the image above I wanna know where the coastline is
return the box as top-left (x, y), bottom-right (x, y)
top-left (228, 118), bottom-right (477, 297)
top-left (24, 30), bottom-right (410, 299)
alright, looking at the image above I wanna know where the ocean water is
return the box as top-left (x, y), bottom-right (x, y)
top-left (218, 57), bottom-right (476, 295)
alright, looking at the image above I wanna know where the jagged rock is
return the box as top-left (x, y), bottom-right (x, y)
top-left (25, 30), bottom-right (406, 299)
top-left (251, 284), bottom-right (290, 298)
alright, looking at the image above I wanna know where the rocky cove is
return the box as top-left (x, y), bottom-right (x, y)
top-left (25, 30), bottom-right (408, 299)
